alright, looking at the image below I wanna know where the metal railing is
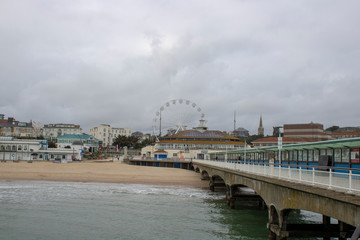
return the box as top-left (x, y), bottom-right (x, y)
top-left (193, 159), bottom-right (360, 195)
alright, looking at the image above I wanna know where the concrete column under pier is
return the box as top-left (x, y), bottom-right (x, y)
top-left (209, 176), bottom-right (225, 192)
top-left (268, 211), bottom-right (355, 239)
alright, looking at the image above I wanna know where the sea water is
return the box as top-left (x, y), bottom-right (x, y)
top-left (0, 181), bottom-right (322, 240)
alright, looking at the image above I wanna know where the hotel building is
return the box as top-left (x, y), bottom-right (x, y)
top-left (89, 124), bottom-right (132, 146)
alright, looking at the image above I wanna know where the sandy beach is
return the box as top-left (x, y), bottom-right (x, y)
top-left (0, 161), bottom-right (209, 188)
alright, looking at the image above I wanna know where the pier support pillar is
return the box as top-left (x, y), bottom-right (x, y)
top-left (267, 207), bottom-right (290, 240)
top-left (209, 181), bottom-right (215, 192)
top-left (269, 231), bottom-right (277, 240)
top-left (278, 209), bottom-right (291, 240)
top-left (323, 215), bottom-right (331, 240)
top-left (268, 206), bottom-right (278, 240)
top-left (225, 185), bottom-right (237, 209)
top-left (226, 185), bottom-right (231, 206)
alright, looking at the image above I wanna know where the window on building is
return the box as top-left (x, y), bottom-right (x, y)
top-left (327, 149), bottom-right (333, 160)
top-left (320, 149), bottom-right (326, 156)
top-left (308, 150), bottom-right (313, 162)
top-left (342, 149), bottom-right (350, 163)
top-left (334, 149), bottom-right (341, 162)
top-left (303, 150), bottom-right (307, 162)
top-left (298, 150), bottom-right (303, 161)
top-left (314, 150), bottom-right (319, 162)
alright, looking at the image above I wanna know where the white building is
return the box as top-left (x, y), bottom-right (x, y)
top-left (89, 124), bottom-right (132, 146)
top-left (43, 123), bottom-right (83, 139)
top-left (0, 137), bottom-right (81, 162)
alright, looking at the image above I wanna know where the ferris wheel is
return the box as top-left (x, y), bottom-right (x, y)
top-left (153, 99), bottom-right (205, 138)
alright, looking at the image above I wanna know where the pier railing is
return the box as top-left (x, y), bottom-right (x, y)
top-left (193, 159), bottom-right (360, 195)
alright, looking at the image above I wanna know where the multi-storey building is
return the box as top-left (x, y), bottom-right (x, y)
top-left (89, 124), bottom-right (132, 146)
top-left (0, 114), bottom-right (33, 138)
top-left (43, 123), bottom-right (82, 140)
top-left (283, 122), bottom-right (332, 141)
top-left (252, 122), bottom-right (333, 149)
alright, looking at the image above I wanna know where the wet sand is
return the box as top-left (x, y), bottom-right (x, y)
top-left (0, 160), bottom-right (209, 188)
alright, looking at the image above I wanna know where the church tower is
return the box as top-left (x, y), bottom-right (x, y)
top-left (258, 115), bottom-right (264, 136)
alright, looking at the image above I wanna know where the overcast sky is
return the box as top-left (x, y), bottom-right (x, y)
top-left (1, 0), bottom-right (359, 136)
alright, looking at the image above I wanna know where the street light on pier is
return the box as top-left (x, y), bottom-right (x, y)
top-left (275, 127), bottom-right (283, 166)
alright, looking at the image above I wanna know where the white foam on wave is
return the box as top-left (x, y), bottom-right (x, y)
top-left (0, 180), bottom-right (224, 203)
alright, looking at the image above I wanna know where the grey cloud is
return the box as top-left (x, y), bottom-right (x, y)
top-left (1, 0), bottom-right (360, 136)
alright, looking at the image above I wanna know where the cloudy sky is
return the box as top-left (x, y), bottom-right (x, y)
top-left (1, 0), bottom-right (359, 136)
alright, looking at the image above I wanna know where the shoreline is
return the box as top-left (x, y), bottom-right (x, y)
top-left (0, 161), bottom-right (209, 189)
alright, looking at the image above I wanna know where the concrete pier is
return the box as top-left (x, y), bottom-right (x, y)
top-left (193, 161), bottom-right (360, 239)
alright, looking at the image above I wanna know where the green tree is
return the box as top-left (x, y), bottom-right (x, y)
top-left (113, 135), bottom-right (156, 150)
top-left (112, 135), bottom-right (139, 149)
top-left (325, 126), bottom-right (340, 132)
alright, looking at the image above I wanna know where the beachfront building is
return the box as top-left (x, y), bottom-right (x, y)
top-left (142, 120), bottom-right (246, 160)
top-left (89, 124), bottom-right (132, 146)
top-left (57, 134), bottom-right (101, 151)
top-left (43, 123), bottom-right (82, 140)
top-left (0, 137), bottom-right (81, 162)
top-left (0, 137), bottom-right (47, 161)
top-left (0, 114), bottom-right (34, 138)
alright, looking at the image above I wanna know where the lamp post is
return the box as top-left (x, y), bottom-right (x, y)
top-left (277, 127), bottom-right (283, 166)
top-left (244, 137), bottom-right (247, 163)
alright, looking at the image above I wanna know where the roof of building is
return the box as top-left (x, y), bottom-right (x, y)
top-left (158, 139), bottom-right (245, 145)
top-left (57, 134), bottom-right (93, 140)
top-left (331, 131), bottom-right (360, 136)
top-left (252, 137), bottom-right (317, 144)
top-left (44, 124), bottom-right (81, 128)
top-left (284, 122), bottom-right (323, 129)
top-left (160, 129), bottom-right (241, 142)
